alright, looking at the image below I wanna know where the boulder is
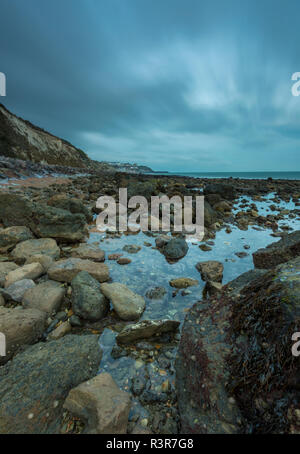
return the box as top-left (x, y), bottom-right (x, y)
top-left (253, 230), bottom-right (300, 269)
top-left (71, 243), bottom-right (105, 262)
top-left (48, 258), bottom-right (109, 284)
top-left (0, 193), bottom-right (88, 243)
top-left (117, 319), bottom-right (180, 344)
top-left (63, 373), bottom-right (131, 434)
top-left (0, 335), bottom-right (102, 433)
top-left (0, 306), bottom-right (47, 365)
top-left (1, 279), bottom-right (36, 303)
top-left (71, 271), bottom-right (109, 321)
top-left (123, 244), bottom-right (141, 254)
top-left (225, 269), bottom-right (267, 300)
top-left (11, 238), bottom-right (60, 262)
top-left (163, 238), bottom-right (188, 261)
top-left (25, 254), bottom-right (54, 272)
top-left (47, 194), bottom-right (93, 222)
top-left (204, 183), bottom-right (236, 200)
top-left (4, 262), bottom-right (44, 288)
top-left (22, 280), bottom-right (65, 315)
top-left (0, 262), bottom-right (19, 287)
top-left (0, 226), bottom-right (33, 253)
top-left (169, 278), bottom-right (198, 289)
top-left (101, 283), bottom-right (145, 321)
top-left (204, 200), bottom-right (219, 228)
top-left (196, 261), bottom-right (224, 283)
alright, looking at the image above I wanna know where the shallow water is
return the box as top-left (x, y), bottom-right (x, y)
top-left (88, 194), bottom-right (300, 418)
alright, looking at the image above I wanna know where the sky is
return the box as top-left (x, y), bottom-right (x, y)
top-left (1, 0), bottom-right (300, 172)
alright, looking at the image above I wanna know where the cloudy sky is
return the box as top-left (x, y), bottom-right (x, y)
top-left (1, 0), bottom-right (300, 171)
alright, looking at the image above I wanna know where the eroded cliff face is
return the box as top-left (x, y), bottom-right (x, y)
top-left (0, 103), bottom-right (89, 168)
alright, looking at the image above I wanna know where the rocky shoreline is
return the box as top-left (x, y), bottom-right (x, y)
top-left (0, 169), bottom-right (299, 434)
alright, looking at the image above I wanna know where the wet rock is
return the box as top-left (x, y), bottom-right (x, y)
top-left (101, 282), bottom-right (145, 321)
top-left (4, 262), bottom-right (44, 288)
top-left (145, 286), bottom-right (167, 300)
top-left (117, 319), bottom-right (180, 344)
top-left (196, 260), bottom-right (224, 283)
top-left (163, 238), bottom-right (188, 261)
top-left (253, 230), bottom-right (300, 269)
top-left (70, 243), bottom-right (105, 262)
top-left (169, 278), bottom-right (198, 289)
top-left (48, 258), bottom-right (109, 283)
top-left (155, 235), bottom-right (170, 248)
top-left (117, 257), bottom-right (131, 265)
top-left (11, 238), bottom-right (60, 262)
top-left (213, 201), bottom-right (232, 213)
top-left (204, 281), bottom-right (223, 297)
top-left (71, 271), bottom-right (109, 321)
top-left (0, 226), bottom-right (33, 253)
top-left (0, 193), bottom-right (88, 243)
top-left (47, 321), bottom-right (71, 340)
top-left (204, 201), bottom-right (219, 228)
top-left (25, 254), bottom-right (54, 272)
top-left (69, 314), bottom-right (82, 327)
top-left (63, 372), bottom-right (131, 434)
top-left (1, 279), bottom-right (36, 303)
top-left (47, 194), bottom-right (93, 222)
top-left (22, 280), bottom-right (65, 315)
top-left (0, 262), bottom-right (19, 287)
top-left (199, 244), bottom-right (212, 251)
top-left (0, 335), bottom-right (102, 433)
top-left (225, 269), bottom-right (267, 300)
top-left (235, 251), bottom-right (249, 258)
top-left (0, 306), bottom-right (47, 364)
top-left (122, 244), bottom-right (141, 254)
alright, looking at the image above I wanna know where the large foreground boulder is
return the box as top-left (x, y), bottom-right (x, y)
top-left (0, 335), bottom-right (102, 434)
top-left (0, 306), bottom-right (47, 365)
top-left (11, 238), bottom-right (60, 262)
top-left (253, 230), bottom-right (300, 269)
top-left (0, 193), bottom-right (88, 243)
top-left (22, 280), bottom-right (65, 315)
top-left (176, 256), bottom-right (300, 434)
top-left (64, 373), bottom-right (131, 434)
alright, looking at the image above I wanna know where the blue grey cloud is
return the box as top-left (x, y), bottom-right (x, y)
top-left (1, 0), bottom-right (300, 171)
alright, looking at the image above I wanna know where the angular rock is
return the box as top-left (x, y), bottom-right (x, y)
top-left (145, 286), bottom-right (167, 300)
top-left (2, 279), bottom-right (36, 303)
top-left (11, 238), bottom-right (60, 262)
top-left (4, 262), bottom-right (44, 288)
top-left (47, 321), bottom-right (71, 340)
top-left (0, 306), bottom-right (47, 364)
top-left (196, 260), bottom-right (224, 283)
top-left (71, 243), bottom-right (105, 262)
top-left (253, 230), bottom-right (300, 269)
top-left (47, 194), bottom-right (93, 222)
top-left (117, 319), bottom-right (180, 344)
top-left (22, 280), bottom-right (65, 315)
top-left (163, 238), bottom-right (188, 261)
top-left (0, 193), bottom-right (88, 243)
top-left (225, 269), bottom-right (267, 300)
top-left (204, 200), bottom-right (219, 228)
top-left (0, 335), bottom-right (102, 433)
top-left (48, 258), bottom-right (109, 283)
top-left (169, 278), bottom-right (198, 289)
top-left (71, 271), bottom-right (108, 321)
top-left (0, 262), bottom-right (19, 287)
top-left (0, 226), bottom-right (33, 253)
top-left (123, 244), bottom-right (141, 254)
top-left (101, 283), bottom-right (145, 321)
top-left (63, 373), bottom-right (131, 434)
top-left (25, 254), bottom-right (54, 271)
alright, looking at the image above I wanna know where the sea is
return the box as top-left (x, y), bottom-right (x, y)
top-left (151, 171), bottom-right (300, 180)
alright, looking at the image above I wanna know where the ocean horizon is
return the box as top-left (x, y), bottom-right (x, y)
top-left (151, 171), bottom-right (300, 180)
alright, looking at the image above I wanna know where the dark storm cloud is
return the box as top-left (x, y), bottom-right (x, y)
top-left (1, 0), bottom-right (300, 171)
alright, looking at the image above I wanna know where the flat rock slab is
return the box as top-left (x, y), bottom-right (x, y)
top-left (0, 262), bottom-right (19, 287)
top-left (12, 238), bottom-right (60, 262)
top-left (196, 260), bottom-right (224, 283)
top-left (0, 306), bottom-right (47, 365)
top-left (253, 230), bottom-right (300, 269)
top-left (117, 319), bottom-right (180, 344)
top-left (64, 372), bottom-right (131, 434)
top-left (22, 280), bottom-right (65, 315)
top-left (1, 279), bottom-right (36, 303)
top-left (48, 258), bottom-right (109, 283)
top-left (101, 283), bottom-right (145, 321)
top-left (169, 278), bottom-right (198, 289)
top-left (71, 243), bottom-right (105, 262)
top-left (0, 335), bottom-right (102, 433)
top-left (0, 226), bottom-right (33, 253)
top-left (4, 262), bottom-right (44, 288)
